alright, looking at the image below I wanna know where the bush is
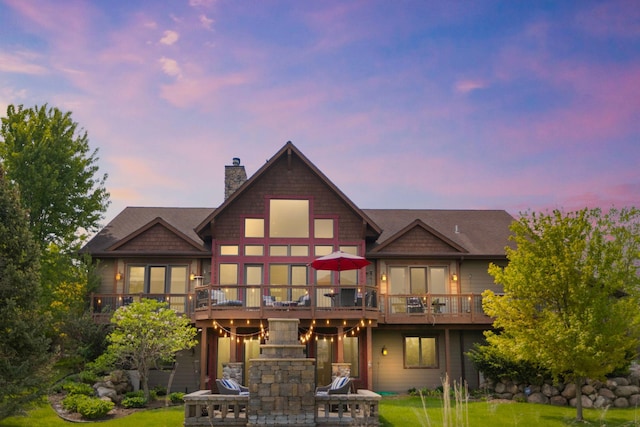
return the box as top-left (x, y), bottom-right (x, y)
top-left (62, 394), bottom-right (87, 412)
top-left (121, 396), bottom-right (147, 408)
top-left (76, 397), bottom-right (114, 419)
top-left (62, 381), bottom-right (95, 396)
top-left (153, 385), bottom-right (167, 396)
top-left (169, 392), bottom-right (185, 403)
top-left (77, 370), bottom-right (99, 384)
top-left (124, 390), bottom-right (145, 399)
top-left (467, 343), bottom-right (549, 385)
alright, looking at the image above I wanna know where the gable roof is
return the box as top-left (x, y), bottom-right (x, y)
top-left (82, 207), bottom-right (213, 256)
top-left (363, 209), bottom-right (515, 258)
top-left (195, 141), bottom-right (382, 238)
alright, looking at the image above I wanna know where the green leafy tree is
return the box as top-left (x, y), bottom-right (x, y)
top-left (0, 103), bottom-right (109, 250)
top-left (0, 104), bottom-right (109, 359)
top-left (0, 166), bottom-right (51, 420)
top-left (483, 207), bottom-right (640, 421)
top-left (105, 299), bottom-right (197, 399)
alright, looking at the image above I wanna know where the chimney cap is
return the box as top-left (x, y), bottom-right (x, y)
top-left (232, 157), bottom-right (241, 166)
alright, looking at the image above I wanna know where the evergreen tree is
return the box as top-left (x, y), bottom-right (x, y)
top-left (0, 166), bottom-right (51, 420)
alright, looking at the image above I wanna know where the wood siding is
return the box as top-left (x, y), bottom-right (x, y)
top-left (117, 224), bottom-right (198, 252)
top-left (459, 260), bottom-right (503, 294)
top-left (379, 226), bottom-right (461, 254)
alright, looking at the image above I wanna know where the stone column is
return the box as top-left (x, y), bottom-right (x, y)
top-left (247, 318), bottom-right (316, 426)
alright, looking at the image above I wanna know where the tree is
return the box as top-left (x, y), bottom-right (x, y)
top-left (0, 104), bottom-right (110, 357)
top-left (105, 299), bottom-right (197, 399)
top-left (0, 166), bottom-right (51, 420)
top-left (0, 103), bottom-right (109, 250)
top-left (483, 207), bottom-right (640, 421)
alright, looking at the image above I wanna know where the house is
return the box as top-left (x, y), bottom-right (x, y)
top-left (82, 141), bottom-right (514, 394)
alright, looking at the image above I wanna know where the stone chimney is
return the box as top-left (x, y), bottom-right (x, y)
top-left (224, 157), bottom-right (247, 200)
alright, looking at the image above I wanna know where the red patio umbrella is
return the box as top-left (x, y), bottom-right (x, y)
top-left (310, 251), bottom-right (370, 272)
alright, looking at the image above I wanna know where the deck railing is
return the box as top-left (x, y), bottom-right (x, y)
top-left (90, 286), bottom-right (492, 324)
top-left (182, 389), bottom-right (381, 427)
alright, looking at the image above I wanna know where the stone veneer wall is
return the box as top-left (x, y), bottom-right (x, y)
top-left (247, 318), bottom-right (316, 427)
top-left (482, 364), bottom-right (640, 409)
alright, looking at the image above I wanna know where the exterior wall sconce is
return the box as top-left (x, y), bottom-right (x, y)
top-left (381, 345), bottom-right (388, 356)
top-left (452, 273), bottom-right (458, 282)
top-left (381, 273), bottom-right (387, 282)
top-left (115, 272), bottom-right (122, 281)
top-left (189, 273), bottom-right (195, 281)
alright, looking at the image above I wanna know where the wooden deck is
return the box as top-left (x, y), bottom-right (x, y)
top-left (90, 285), bottom-right (493, 326)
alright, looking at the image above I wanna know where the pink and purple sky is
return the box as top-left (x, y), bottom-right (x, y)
top-left (1, 0), bottom-right (639, 225)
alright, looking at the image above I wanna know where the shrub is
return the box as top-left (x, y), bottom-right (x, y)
top-left (169, 392), bottom-right (185, 403)
top-left (153, 385), bottom-right (167, 396)
top-left (77, 370), bottom-right (99, 384)
top-left (124, 390), bottom-right (145, 399)
top-left (76, 397), bottom-right (114, 419)
top-left (62, 381), bottom-right (95, 396)
top-left (467, 343), bottom-right (549, 385)
top-left (121, 396), bottom-right (147, 408)
top-left (62, 394), bottom-right (88, 412)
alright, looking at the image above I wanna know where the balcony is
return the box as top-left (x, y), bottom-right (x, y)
top-left (89, 286), bottom-right (493, 325)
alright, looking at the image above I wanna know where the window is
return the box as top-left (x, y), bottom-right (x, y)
top-left (389, 266), bottom-right (448, 295)
top-left (269, 264), bottom-right (308, 301)
top-left (245, 245), bottom-right (264, 256)
top-left (269, 199), bottom-right (309, 238)
top-left (405, 336), bottom-right (438, 368)
top-left (314, 219), bottom-right (334, 238)
top-left (220, 264), bottom-right (239, 300)
top-left (245, 218), bottom-right (264, 238)
top-left (125, 265), bottom-right (188, 294)
top-left (315, 245), bottom-right (333, 256)
top-left (220, 245), bottom-right (239, 255)
top-left (269, 245), bottom-right (309, 256)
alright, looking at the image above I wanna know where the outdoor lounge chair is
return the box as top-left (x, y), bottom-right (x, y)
top-left (406, 297), bottom-right (425, 313)
top-left (216, 378), bottom-right (249, 395)
top-left (315, 376), bottom-right (352, 395)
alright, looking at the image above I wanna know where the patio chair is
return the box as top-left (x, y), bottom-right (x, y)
top-left (216, 378), bottom-right (249, 395)
top-left (406, 297), bottom-right (425, 313)
top-left (339, 288), bottom-right (356, 307)
top-left (315, 376), bottom-right (352, 395)
top-left (297, 294), bottom-right (311, 306)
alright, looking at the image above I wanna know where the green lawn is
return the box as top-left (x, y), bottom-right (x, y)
top-left (2, 396), bottom-right (640, 426)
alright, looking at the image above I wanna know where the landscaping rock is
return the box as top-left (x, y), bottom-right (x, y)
top-left (615, 385), bottom-right (639, 397)
top-left (549, 396), bottom-right (568, 406)
top-left (561, 383), bottom-right (577, 399)
top-left (527, 392), bottom-right (549, 404)
top-left (569, 395), bottom-right (593, 409)
top-left (96, 386), bottom-right (118, 402)
top-left (629, 394), bottom-right (640, 407)
top-left (614, 397), bottom-right (630, 408)
top-left (593, 396), bottom-right (611, 409)
top-left (542, 383), bottom-right (559, 397)
top-left (599, 388), bottom-right (616, 399)
top-left (581, 384), bottom-right (595, 395)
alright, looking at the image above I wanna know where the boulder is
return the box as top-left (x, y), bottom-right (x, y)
top-left (542, 383), bottom-right (559, 397)
top-left (581, 384), bottom-right (595, 395)
top-left (96, 386), bottom-right (117, 402)
top-left (494, 382), bottom-right (506, 393)
top-left (593, 396), bottom-right (611, 409)
top-left (614, 397), bottom-right (630, 408)
top-left (549, 395), bottom-right (568, 406)
top-left (599, 388), bottom-right (616, 399)
top-left (615, 385), bottom-right (640, 397)
top-left (611, 377), bottom-right (630, 387)
top-left (629, 394), bottom-right (640, 407)
top-left (561, 383), bottom-right (577, 399)
top-left (527, 392), bottom-right (549, 404)
top-left (569, 395), bottom-right (593, 409)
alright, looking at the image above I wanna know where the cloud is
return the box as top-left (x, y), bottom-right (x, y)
top-left (159, 57), bottom-right (182, 78)
top-left (200, 14), bottom-right (214, 30)
top-left (454, 79), bottom-right (486, 94)
top-left (160, 30), bottom-right (180, 45)
top-left (0, 51), bottom-right (48, 75)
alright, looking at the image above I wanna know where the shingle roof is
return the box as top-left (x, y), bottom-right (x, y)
top-left (82, 207), bottom-right (214, 255)
top-left (363, 209), bottom-right (515, 257)
top-left (83, 206), bottom-right (515, 258)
